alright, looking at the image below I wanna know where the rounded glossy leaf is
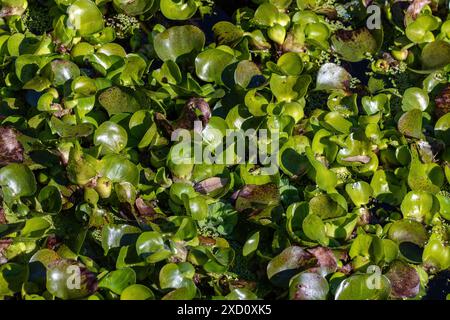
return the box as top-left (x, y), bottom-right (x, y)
top-left (99, 268), bottom-right (136, 295)
top-left (72, 76), bottom-right (97, 96)
top-left (309, 193), bottom-right (346, 219)
top-left (20, 216), bottom-right (52, 239)
top-left (245, 89), bottom-right (269, 117)
top-left (94, 121), bottom-right (128, 154)
top-left (0, 163), bottom-right (37, 199)
top-left (120, 284), bottom-right (155, 300)
top-left (345, 181), bottom-right (373, 207)
top-left (302, 214), bottom-right (327, 245)
top-left (402, 87), bottom-right (429, 112)
top-left (100, 155), bottom-right (139, 185)
top-left (388, 219), bottom-right (428, 247)
top-left (277, 52), bottom-right (303, 76)
top-left (253, 3), bottom-right (279, 27)
top-left (362, 94), bottom-right (389, 115)
top-left (101, 224), bottom-right (141, 253)
top-left (160, 0), bottom-right (197, 20)
top-left (184, 196), bottom-right (208, 221)
top-left (42, 59), bottom-right (81, 87)
top-left (98, 43), bottom-right (127, 57)
top-left (225, 288), bottom-right (258, 300)
top-left (154, 25), bottom-right (205, 62)
top-left (169, 182), bottom-right (196, 205)
top-left (421, 40), bottom-right (450, 70)
top-left (283, 101), bottom-right (305, 123)
top-left (67, 0), bottom-right (104, 36)
top-left (408, 154), bottom-right (444, 194)
top-left (401, 191), bottom-right (439, 223)
top-left (436, 193), bottom-right (450, 220)
top-left (435, 113), bottom-right (450, 145)
top-left (423, 239), bottom-right (450, 271)
top-left (334, 274), bottom-right (391, 300)
top-left (113, 0), bottom-right (154, 16)
top-left (370, 170), bottom-right (407, 206)
top-left (268, 24), bottom-right (286, 45)
top-left (159, 262), bottom-right (195, 290)
top-left (234, 60), bottom-right (264, 89)
top-left (136, 231), bottom-right (171, 263)
top-left (195, 48), bottom-right (235, 83)
top-left (270, 74), bottom-right (311, 102)
top-left (406, 15), bottom-right (440, 43)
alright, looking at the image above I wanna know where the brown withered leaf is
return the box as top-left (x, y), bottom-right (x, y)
top-left (194, 177), bottom-right (229, 194)
top-left (0, 208), bottom-right (6, 224)
top-left (0, 126), bottom-right (24, 166)
top-left (386, 260), bottom-right (420, 299)
top-left (405, 0), bottom-right (431, 24)
top-left (435, 85), bottom-right (450, 118)
top-left (135, 197), bottom-right (156, 217)
top-left (307, 247), bottom-right (338, 275)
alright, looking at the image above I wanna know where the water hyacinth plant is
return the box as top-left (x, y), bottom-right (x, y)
top-left (0, 0), bottom-right (448, 301)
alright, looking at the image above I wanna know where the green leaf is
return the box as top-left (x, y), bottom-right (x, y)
top-left (402, 87), bottom-right (429, 112)
top-left (345, 181), bottom-right (373, 207)
top-left (120, 284), bottom-right (155, 300)
top-left (270, 74), bottom-right (311, 102)
top-left (225, 288), bottom-right (258, 300)
top-left (302, 214), bottom-right (327, 245)
top-left (154, 25), bottom-right (205, 62)
top-left (159, 262), bottom-right (195, 289)
top-left (398, 110), bottom-right (423, 139)
top-left (243, 231), bottom-right (260, 256)
top-left (334, 274), bottom-right (391, 300)
top-left (135, 231), bottom-right (172, 263)
top-left (99, 268), bottom-right (136, 295)
top-left (38, 186), bottom-right (62, 214)
top-left (98, 86), bottom-right (143, 116)
top-left (0, 163), bottom-right (37, 199)
top-left (67, 0), bottom-right (104, 36)
top-left (100, 154), bottom-right (140, 185)
top-left (94, 121), bottom-right (128, 154)
top-left (101, 224), bottom-right (141, 254)
top-left (0, 263), bottom-right (28, 296)
top-left (160, 0), bottom-right (197, 20)
top-left (19, 217), bottom-right (52, 240)
top-left (195, 48), bottom-right (235, 83)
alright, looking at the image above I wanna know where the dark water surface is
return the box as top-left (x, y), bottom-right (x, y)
top-left (423, 271), bottom-right (450, 300)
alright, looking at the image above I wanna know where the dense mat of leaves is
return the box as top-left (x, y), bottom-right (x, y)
top-left (0, 0), bottom-right (449, 300)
